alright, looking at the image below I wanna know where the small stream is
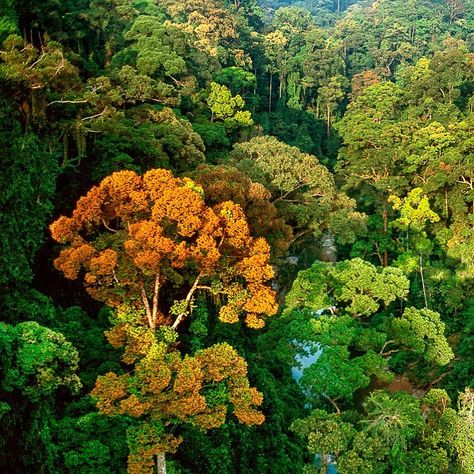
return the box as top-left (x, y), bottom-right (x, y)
top-left (291, 311), bottom-right (337, 474)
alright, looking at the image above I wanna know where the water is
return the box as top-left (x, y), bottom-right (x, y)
top-left (290, 310), bottom-right (338, 474)
top-left (291, 340), bottom-right (322, 384)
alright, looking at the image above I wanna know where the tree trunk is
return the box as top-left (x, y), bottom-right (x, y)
top-left (326, 102), bottom-right (331, 136)
top-left (156, 453), bottom-right (166, 474)
top-left (382, 200), bottom-right (388, 267)
top-left (253, 68), bottom-right (258, 114)
top-left (445, 187), bottom-right (449, 217)
top-left (268, 73), bottom-right (273, 114)
top-left (320, 232), bottom-right (337, 263)
top-left (419, 254), bottom-right (429, 309)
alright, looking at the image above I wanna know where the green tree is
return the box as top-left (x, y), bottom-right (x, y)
top-left (207, 81), bottom-right (253, 128)
top-left (0, 322), bottom-right (81, 472)
top-left (292, 388), bottom-right (468, 473)
top-left (391, 307), bottom-right (455, 366)
top-left (231, 136), bottom-right (365, 255)
top-left (281, 258), bottom-right (453, 412)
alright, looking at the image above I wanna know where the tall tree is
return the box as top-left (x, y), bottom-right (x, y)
top-left (50, 169), bottom-right (278, 472)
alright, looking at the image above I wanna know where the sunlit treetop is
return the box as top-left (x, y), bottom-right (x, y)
top-left (161, 0), bottom-right (250, 66)
top-left (284, 258), bottom-right (409, 317)
top-left (50, 169), bottom-right (278, 331)
top-left (231, 136), bottom-right (365, 246)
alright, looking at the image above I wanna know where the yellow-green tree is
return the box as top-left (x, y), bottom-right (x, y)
top-left (207, 82), bottom-right (253, 128)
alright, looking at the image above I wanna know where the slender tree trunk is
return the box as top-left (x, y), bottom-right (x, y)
top-left (326, 102), bottom-right (331, 136)
top-left (252, 68), bottom-right (257, 114)
top-left (420, 254), bottom-right (428, 308)
top-left (445, 187), bottom-right (449, 217)
top-left (268, 73), bottom-right (273, 114)
top-left (151, 271), bottom-right (161, 329)
top-left (172, 273), bottom-right (202, 330)
top-left (374, 242), bottom-right (384, 266)
top-left (156, 453), bottom-right (166, 474)
top-left (141, 284), bottom-right (154, 330)
top-left (104, 41), bottom-right (113, 68)
top-left (382, 200), bottom-right (388, 267)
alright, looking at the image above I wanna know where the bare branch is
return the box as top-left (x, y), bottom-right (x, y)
top-left (141, 284), bottom-right (154, 330)
top-left (379, 339), bottom-right (395, 355)
top-left (172, 272), bottom-right (204, 330)
top-left (47, 99), bottom-right (88, 106)
top-left (81, 107), bottom-right (108, 122)
top-left (458, 175), bottom-right (473, 190)
top-left (272, 183), bottom-right (307, 203)
top-left (101, 219), bottom-right (117, 233)
top-left (325, 396), bottom-right (341, 415)
top-left (168, 75), bottom-right (185, 87)
top-left (151, 271), bottom-right (161, 328)
top-left (28, 53), bottom-right (46, 70)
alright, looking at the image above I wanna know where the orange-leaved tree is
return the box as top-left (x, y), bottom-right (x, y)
top-left (91, 307), bottom-right (265, 473)
top-left (188, 164), bottom-right (293, 257)
top-left (50, 169), bottom-right (278, 473)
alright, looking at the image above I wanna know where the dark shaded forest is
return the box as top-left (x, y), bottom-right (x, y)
top-left (0, 0), bottom-right (473, 472)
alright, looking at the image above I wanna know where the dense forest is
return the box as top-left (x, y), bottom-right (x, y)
top-left (0, 0), bottom-right (473, 472)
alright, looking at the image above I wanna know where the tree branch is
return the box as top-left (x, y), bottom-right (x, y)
top-left (458, 175), bottom-right (473, 190)
top-left (47, 99), bottom-right (88, 106)
top-left (101, 219), bottom-right (117, 233)
top-left (290, 229), bottom-right (312, 245)
top-left (141, 284), bottom-right (154, 330)
top-left (171, 273), bottom-right (204, 330)
top-left (381, 349), bottom-right (400, 357)
top-left (272, 183), bottom-right (306, 203)
top-left (325, 396), bottom-right (341, 415)
top-left (379, 339), bottom-right (395, 355)
top-left (28, 53), bottom-right (46, 70)
top-left (427, 370), bottom-right (451, 389)
top-left (168, 75), bottom-right (184, 87)
top-left (151, 271), bottom-right (161, 328)
top-left (81, 107), bottom-right (108, 121)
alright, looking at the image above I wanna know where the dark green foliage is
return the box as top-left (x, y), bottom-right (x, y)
top-left (0, 321), bottom-right (81, 472)
top-left (53, 405), bottom-right (128, 474)
top-left (0, 321), bottom-right (81, 402)
top-left (0, 104), bottom-right (59, 289)
top-left (0, 0), bottom-right (18, 41)
top-left (176, 300), bottom-right (307, 473)
top-left (443, 301), bottom-right (474, 398)
top-left (292, 388), bottom-right (471, 473)
top-left (88, 106), bottom-right (205, 179)
top-left (0, 0), bottom-right (473, 472)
